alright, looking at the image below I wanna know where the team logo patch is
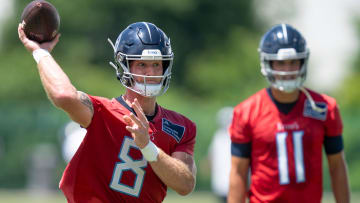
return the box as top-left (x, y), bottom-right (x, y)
top-left (162, 118), bottom-right (185, 143)
top-left (303, 99), bottom-right (328, 121)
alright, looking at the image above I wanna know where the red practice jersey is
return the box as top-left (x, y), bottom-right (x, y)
top-left (60, 95), bottom-right (196, 203)
top-left (230, 88), bottom-right (343, 203)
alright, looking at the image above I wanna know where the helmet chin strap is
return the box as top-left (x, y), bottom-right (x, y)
top-left (298, 87), bottom-right (327, 113)
top-left (272, 80), bottom-right (326, 113)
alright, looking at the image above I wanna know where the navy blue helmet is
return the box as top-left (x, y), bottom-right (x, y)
top-left (259, 24), bottom-right (309, 92)
top-left (109, 22), bottom-right (174, 97)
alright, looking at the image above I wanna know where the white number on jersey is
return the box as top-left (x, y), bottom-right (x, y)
top-left (276, 130), bottom-right (305, 185)
top-left (110, 137), bottom-right (147, 197)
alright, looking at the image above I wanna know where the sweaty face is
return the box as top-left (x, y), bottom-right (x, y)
top-left (271, 59), bottom-right (301, 80)
top-left (130, 60), bottom-right (163, 84)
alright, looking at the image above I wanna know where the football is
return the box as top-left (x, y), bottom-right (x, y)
top-left (20, 0), bottom-right (60, 43)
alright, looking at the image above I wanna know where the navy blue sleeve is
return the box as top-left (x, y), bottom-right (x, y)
top-left (231, 142), bottom-right (251, 158)
top-left (324, 135), bottom-right (344, 154)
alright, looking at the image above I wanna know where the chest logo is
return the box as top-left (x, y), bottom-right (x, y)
top-left (162, 118), bottom-right (185, 143)
top-left (303, 99), bottom-right (327, 121)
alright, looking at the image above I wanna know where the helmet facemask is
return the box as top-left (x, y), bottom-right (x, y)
top-left (260, 48), bottom-right (309, 93)
top-left (115, 51), bottom-right (173, 97)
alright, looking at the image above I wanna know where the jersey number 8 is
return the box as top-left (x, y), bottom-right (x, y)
top-left (110, 137), bottom-right (147, 197)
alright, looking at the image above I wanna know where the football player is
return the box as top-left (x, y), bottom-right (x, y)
top-left (228, 24), bottom-right (350, 203)
top-left (18, 22), bottom-right (196, 202)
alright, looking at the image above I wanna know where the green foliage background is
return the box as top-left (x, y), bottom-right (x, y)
top-left (0, 0), bottom-right (359, 193)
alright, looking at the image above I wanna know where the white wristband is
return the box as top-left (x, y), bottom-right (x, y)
top-left (32, 49), bottom-right (51, 64)
top-left (140, 141), bottom-right (159, 162)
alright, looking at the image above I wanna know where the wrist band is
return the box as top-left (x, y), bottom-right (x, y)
top-left (32, 49), bottom-right (51, 64)
top-left (140, 141), bottom-right (159, 162)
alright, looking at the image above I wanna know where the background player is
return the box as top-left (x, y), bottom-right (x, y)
top-left (18, 21), bottom-right (196, 202)
top-left (228, 24), bottom-right (350, 203)
top-left (208, 107), bottom-right (233, 203)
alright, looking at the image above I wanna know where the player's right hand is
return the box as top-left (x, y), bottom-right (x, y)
top-left (123, 99), bottom-right (151, 149)
top-left (18, 21), bottom-right (60, 53)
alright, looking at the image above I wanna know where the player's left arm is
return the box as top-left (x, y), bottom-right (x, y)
top-left (327, 150), bottom-right (350, 203)
top-left (324, 101), bottom-right (350, 203)
top-left (123, 98), bottom-right (196, 195)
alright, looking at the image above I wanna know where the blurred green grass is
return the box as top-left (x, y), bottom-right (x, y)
top-left (0, 190), bottom-right (358, 203)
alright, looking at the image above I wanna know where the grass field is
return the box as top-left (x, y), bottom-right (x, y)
top-left (0, 190), bottom-right (359, 203)
top-left (0, 190), bottom-right (219, 203)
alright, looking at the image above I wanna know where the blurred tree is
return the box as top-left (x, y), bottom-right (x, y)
top-left (334, 18), bottom-right (360, 190)
top-left (5, 0), bottom-right (258, 88)
top-left (185, 26), bottom-right (266, 103)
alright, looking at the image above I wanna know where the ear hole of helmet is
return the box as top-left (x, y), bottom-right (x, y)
top-left (300, 59), bottom-right (305, 66)
top-left (162, 61), bottom-right (170, 73)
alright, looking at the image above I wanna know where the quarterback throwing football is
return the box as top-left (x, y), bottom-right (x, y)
top-left (18, 22), bottom-right (196, 202)
top-left (228, 24), bottom-right (350, 203)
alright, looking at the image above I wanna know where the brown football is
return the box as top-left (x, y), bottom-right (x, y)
top-left (20, 0), bottom-right (60, 43)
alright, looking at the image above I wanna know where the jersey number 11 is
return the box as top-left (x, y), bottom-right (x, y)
top-left (276, 130), bottom-right (305, 185)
